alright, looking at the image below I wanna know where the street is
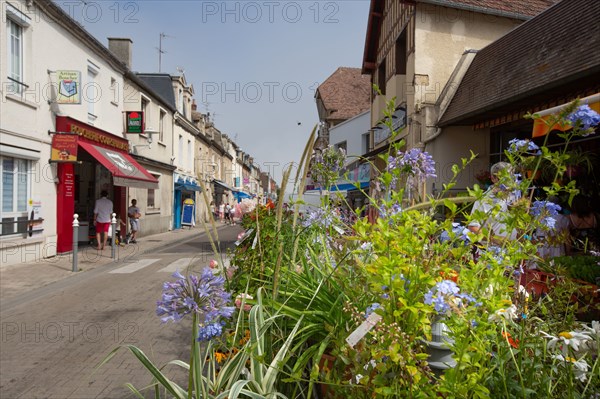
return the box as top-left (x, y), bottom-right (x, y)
top-left (0, 224), bottom-right (243, 399)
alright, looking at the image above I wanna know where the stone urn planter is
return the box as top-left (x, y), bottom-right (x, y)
top-left (425, 319), bottom-right (456, 375)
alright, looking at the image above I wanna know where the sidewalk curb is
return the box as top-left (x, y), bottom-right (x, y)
top-left (0, 223), bottom-right (233, 312)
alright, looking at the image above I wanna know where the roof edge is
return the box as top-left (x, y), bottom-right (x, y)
top-left (417, 0), bottom-right (532, 20)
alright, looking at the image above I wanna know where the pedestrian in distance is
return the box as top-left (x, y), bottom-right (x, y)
top-left (128, 199), bottom-right (141, 244)
top-left (93, 190), bottom-right (113, 250)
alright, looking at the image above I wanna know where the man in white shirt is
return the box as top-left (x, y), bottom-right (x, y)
top-left (469, 162), bottom-right (519, 245)
top-left (127, 199), bottom-right (141, 244)
top-left (93, 190), bottom-right (113, 250)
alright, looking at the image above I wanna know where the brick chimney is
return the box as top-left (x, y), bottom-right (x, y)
top-left (108, 38), bottom-right (133, 69)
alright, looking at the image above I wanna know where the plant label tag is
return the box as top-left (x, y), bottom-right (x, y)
top-left (235, 228), bottom-right (254, 246)
top-left (333, 225), bottom-right (345, 235)
top-left (346, 313), bottom-right (382, 348)
top-left (251, 234), bottom-right (258, 250)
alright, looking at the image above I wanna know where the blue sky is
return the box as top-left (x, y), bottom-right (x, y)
top-left (59, 0), bottom-right (371, 188)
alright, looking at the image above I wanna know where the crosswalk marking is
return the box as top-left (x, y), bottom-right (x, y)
top-left (109, 258), bottom-right (161, 274)
top-left (158, 258), bottom-right (195, 273)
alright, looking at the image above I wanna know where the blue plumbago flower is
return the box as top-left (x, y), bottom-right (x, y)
top-left (567, 104), bottom-right (600, 132)
top-left (386, 148), bottom-right (436, 189)
top-left (197, 321), bottom-right (225, 342)
top-left (424, 280), bottom-right (478, 315)
top-left (360, 241), bottom-right (373, 251)
top-left (440, 222), bottom-right (470, 244)
top-left (365, 303), bottom-right (383, 318)
top-left (507, 138), bottom-right (541, 155)
top-left (310, 145), bottom-right (346, 188)
top-left (530, 200), bottom-right (561, 229)
top-left (156, 269), bottom-right (234, 341)
top-left (378, 202), bottom-right (402, 218)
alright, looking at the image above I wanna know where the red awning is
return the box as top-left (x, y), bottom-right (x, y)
top-left (78, 141), bottom-right (159, 189)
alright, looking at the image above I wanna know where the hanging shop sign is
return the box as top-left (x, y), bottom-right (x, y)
top-left (56, 70), bottom-right (81, 104)
top-left (125, 111), bottom-right (144, 133)
top-left (51, 134), bottom-right (78, 162)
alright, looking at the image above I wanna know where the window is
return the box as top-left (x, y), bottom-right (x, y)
top-left (377, 58), bottom-right (387, 95)
top-left (178, 89), bottom-right (184, 114)
top-left (6, 4), bottom-right (30, 96)
top-left (1, 156), bottom-right (30, 237)
top-left (178, 135), bottom-right (183, 164)
top-left (187, 140), bottom-right (192, 170)
top-left (395, 31), bottom-right (407, 75)
top-left (141, 96), bottom-right (149, 133)
top-left (362, 133), bottom-right (371, 154)
top-left (87, 62), bottom-right (99, 123)
top-left (159, 110), bottom-right (166, 142)
top-left (334, 141), bottom-right (347, 154)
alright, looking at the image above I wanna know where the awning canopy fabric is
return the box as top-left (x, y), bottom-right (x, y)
top-left (329, 181), bottom-right (369, 192)
top-left (175, 182), bottom-right (202, 192)
top-left (532, 93), bottom-right (600, 138)
top-left (212, 179), bottom-right (235, 191)
top-left (233, 191), bottom-right (253, 200)
top-left (78, 141), bottom-right (159, 189)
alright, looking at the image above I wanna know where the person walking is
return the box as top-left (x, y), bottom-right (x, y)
top-left (93, 190), bottom-right (113, 250)
top-left (127, 199), bottom-right (141, 244)
top-left (225, 203), bottom-right (232, 225)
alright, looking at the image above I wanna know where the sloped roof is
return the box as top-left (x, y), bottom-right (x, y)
top-left (439, 0), bottom-right (600, 126)
top-left (423, 0), bottom-right (557, 18)
top-left (136, 73), bottom-right (177, 109)
top-left (317, 67), bottom-right (371, 121)
top-left (362, 0), bottom-right (558, 73)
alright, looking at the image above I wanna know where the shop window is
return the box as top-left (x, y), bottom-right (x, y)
top-left (6, 4), bottom-right (30, 97)
top-left (147, 174), bottom-right (160, 209)
top-left (362, 132), bottom-right (371, 154)
top-left (1, 156), bottom-right (30, 237)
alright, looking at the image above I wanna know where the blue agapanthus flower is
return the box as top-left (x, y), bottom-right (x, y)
top-left (156, 269), bottom-right (234, 342)
top-left (302, 208), bottom-right (335, 229)
top-left (567, 104), bottom-right (600, 132)
top-left (386, 148), bottom-right (436, 189)
top-left (197, 321), bottom-right (225, 342)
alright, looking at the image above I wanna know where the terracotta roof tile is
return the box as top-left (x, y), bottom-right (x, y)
top-left (317, 67), bottom-right (371, 122)
top-left (439, 0), bottom-right (600, 126)
top-left (432, 0), bottom-right (558, 18)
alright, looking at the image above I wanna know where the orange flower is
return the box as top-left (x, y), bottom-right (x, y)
top-left (501, 331), bottom-right (520, 349)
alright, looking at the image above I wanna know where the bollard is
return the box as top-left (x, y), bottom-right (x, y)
top-left (111, 213), bottom-right (117, 260)
top-left (72, 214), bottom-right (79, 272)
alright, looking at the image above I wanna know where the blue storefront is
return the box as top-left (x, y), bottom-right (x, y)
top-left (173, 173), bottom-right (201, 229)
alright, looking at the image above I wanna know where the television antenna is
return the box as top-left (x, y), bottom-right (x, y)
top-left (156, 32), bottom-right (175, 72)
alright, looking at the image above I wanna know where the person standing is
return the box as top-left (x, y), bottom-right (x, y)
top-left (93, 190), bottom-right (113, 250)
top-left (128, 199), bottom-right (141, 244)
top-left (468, 162), bottom-right (519, 245)
top-left (219, 203), bottom-right (225, 221)
top-left (225, 203), bottom-right (232, 225)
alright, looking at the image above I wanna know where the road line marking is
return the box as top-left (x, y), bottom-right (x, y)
top-left (109, 258), bottom-right (161, 274)
top-left (158, 258), bottom-right (196, 273)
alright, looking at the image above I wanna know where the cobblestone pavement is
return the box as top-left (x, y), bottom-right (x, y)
top-left (0, 223), bottom-right (243, 398)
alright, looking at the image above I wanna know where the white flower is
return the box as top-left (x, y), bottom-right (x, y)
top-left (355, 373), bottom-right (364, 384)
top-left (488, 305), bottom-right (518, 322)
top-left (541, 330), bottom-right (591, 352)
top-left (551, 354), bottom-right (589, 382)
top-left (363, 359), bottom-right (377, 370)
top-left (517, 285), bottom-right (530, 299)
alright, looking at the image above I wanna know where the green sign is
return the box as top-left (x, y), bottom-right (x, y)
top-left (126, 111), bottom-right (144, 134)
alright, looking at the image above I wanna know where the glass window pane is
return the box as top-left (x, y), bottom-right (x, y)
top-left (2, 159), bottom-right (14, 212)
top-left (2, 217), bottom-right (15, 236)
top-left (16, 160), bottom-right (28, 212)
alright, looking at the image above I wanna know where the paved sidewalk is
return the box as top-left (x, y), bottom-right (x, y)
top-left (0, 223), bottom-right (228, 303)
